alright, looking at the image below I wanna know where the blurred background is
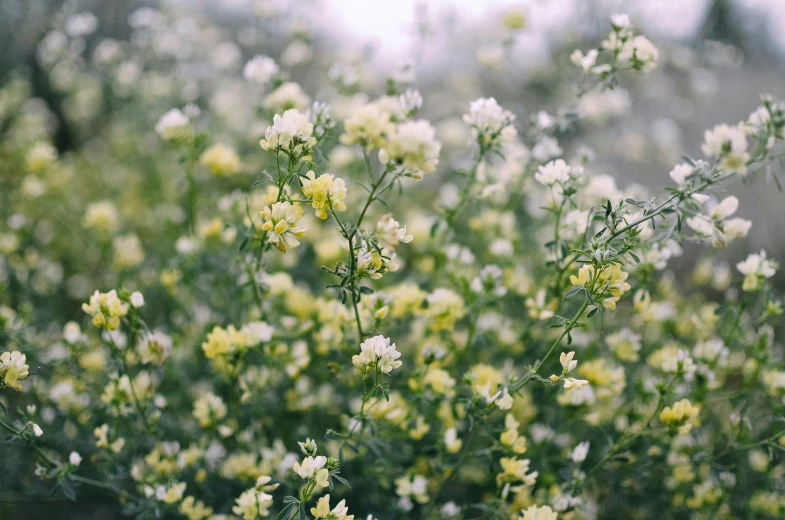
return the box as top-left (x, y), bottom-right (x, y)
top-left (2, 0), bottom-right (785, 272)
top-left (2, 0), bottom-right (785, 516)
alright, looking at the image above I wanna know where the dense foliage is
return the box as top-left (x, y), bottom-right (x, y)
top-left (2, 4), bottom-right (785, 520)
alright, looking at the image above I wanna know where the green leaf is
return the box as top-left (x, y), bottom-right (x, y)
top-left (0, 401), bottom-right (6, 415)
top-left (283, 496), bottom-right (299, 504)
top-left (563, 286), bottom-right (583, 299)
top-left (681, 155), bottom-right (696, 166)
top-left (629, 252), bottom-right (640, 263)
top-left (276, 503), bottom-right (295, 520)
top-left (332, 474), bottom-right (352, 488)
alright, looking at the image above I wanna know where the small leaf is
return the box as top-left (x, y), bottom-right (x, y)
top-left (332, 474), bottom-right (352, 488)
top-left (629, 252), bottom-right (640, 263)
top-left (276, 503), bottom-right (295, 520)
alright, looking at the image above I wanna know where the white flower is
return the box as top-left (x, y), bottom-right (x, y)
top-left (260, 202), bottom-right (307, 253)
top-left (441, 502), bottom-right (461, 518)
top-left (532, 136), bottom-right (563, 161)
top-left (724, 218), bottom-right (752, 239)
top-left (611, 13), bottom-right (631, 29)
top-left (619, 35), bottom-right (659, 73)
top-left (560, 351), bottom-right (577, 373)
top-left (669, 163), bottom-right (692, 185)
top-left (356, 247), bottom-right (399, 280)
top-left (399, 89), bottom-right (423, 115)
top-left (376, 214), bottom-right (413, 250)
top-left (155, 109), bottom-right (190, 141)
top-left (444, 428), bottom-right (462, 453)
top-left (259, 109), bottom-right (315, 153)
top-left (293, 455), bottom-right (327, 479)
top-left (563, 377), bottom-right (590, 390)
top-left (69, 451), bottom-right (82, 466)
top-left (130, 291), bottom-right (145, 308)
top-left (561, 209), bottom-right (590, 239)
top-left (379, 119), bottom-right (441, 179)
top-left (263, 82), bottom-right (310, 113)
top-left (471, 265), bottom-right (507, 296)
top-left (65, 12), bottom-right (98, 37)
top-left (33, 423), bottom-right (43, 437)
top-left (702, 124), bottom-right (749, 175)
top-left (737, 250), bottom-right (778, 291)
top-left (0, 351), bottom-right (30, 391)
top-left (570, 49), bottom-right (598, 71)
top-left (463, 98), bottom-right (516, 147)
top-left (521, 504), bottom-right (559, 520)
top-left (241, 321), bottom-right (274, 344)
top-left (570, 441), bottom-right (590, 463)
top-left (243, 55), bottom-right (279, 86)
top-left (535, 159), bottom-right (572, 186)
top-left (710, 196), bottom-right (739, 220)
top-left (496, 387), bottom-right (514, 410)
top-left (352, 335), bottom-right (403, 373)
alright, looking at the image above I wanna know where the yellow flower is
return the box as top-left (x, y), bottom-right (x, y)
top-left (300, 170), bottom-right (347, 219)
top-left (260, 202), bottom-right (307, 253)
top-left (660, 398), bottom-right (701, 434)
top-left (199, 144), bottom-right (241, 176)
top-left (81, 289), bottom-right (129, 330)
top-left (0, 351), bottom-right (30, 391)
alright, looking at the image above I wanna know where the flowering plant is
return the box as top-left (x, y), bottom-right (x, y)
top-left (2, 4), bottom-right (785, 520)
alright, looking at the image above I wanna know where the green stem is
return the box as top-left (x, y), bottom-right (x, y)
top-left (185, 157), bottom-right (197, 236)
top-left (511, 299), bottom-right (590, 395)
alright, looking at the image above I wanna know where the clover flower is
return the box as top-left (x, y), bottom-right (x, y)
top-left (702, 123), bottom-right (749, 175)
top-left (0, 351), bottom-right (30, 391)
top-left (193, 392), bottom-right (227, 427)
top-left (259, 109), bottom-right (316, 154)
top-left (260, 201), bottom-right (307, 253)
top-left (737, 250), bottom-right (778, 291)
top-left (535, 159), bottom-right (574, 186)
top-left (378, 119), bottom-right (441, 179)
top-left (425, 288), bottom-right (467, 331)
top-left (262, 81), bottom-right (310, 112)
top-left (352, 335), bottom-right (402, 374)
top-left (463, 97), bottom-right (516, 148)
top-left (300, 170), bottom-right (347, 219)
top-left (242, 55), bottom-right (279, 87)
top-left (395, 474), bottom-right (429, 505)
top-left (81, 289), bottom-right (129, 330)
top-left (311, 494), bottom-right (353, 520)
top-left (375, 214), bottom-right (413, 250)
top-left (569, 264), bottom-right (631, 310)
top-left (155, 108), bottom-right (191, 141)
top-left (520, 505), bottom-right (558, 520)
top-left (686, 196), bottom-right (751, 247)
top-left (498, 457), bottom-right (538, 486)
top-left (356, 247), bottom-right (399, 280)
top-left (199, 144), bottom-right (240, 176)
top-left (660, 398), bottom-right (701, 435)
top-left (340, 103), bottom-right (395, 150)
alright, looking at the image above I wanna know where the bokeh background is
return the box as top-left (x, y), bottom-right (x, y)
top-left (3, 0), bottom-right (785, 276)
top-left (2, 0), bottom-right (785, 517)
